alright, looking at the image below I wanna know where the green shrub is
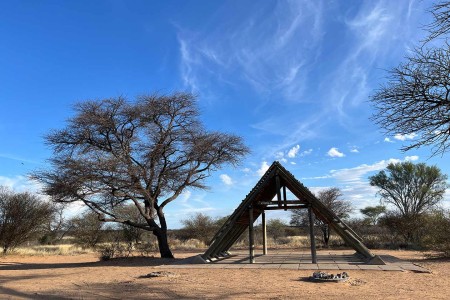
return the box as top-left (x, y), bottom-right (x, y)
top-left (420, 210), bottom-right (450, 257)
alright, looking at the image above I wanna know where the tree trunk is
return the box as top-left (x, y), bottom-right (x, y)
top-left (322, 224), bottom-right (330, 248)
top-left (153, 229), bottom-right (174, 258)
top-left (152, 204), bottom-right (174, 258)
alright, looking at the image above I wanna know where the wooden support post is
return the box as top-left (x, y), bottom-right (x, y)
top-left (275, 175), bottom-right (282, 207)
top-left (283, 186), bottom-right (287, 211)
top-left (308, 205), bottom-right (317, 263)
top-left (262, 211), bottom-right (267, 255)
top-left (249, 205), bottom-right (255, 263)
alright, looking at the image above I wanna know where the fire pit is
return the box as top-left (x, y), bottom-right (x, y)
top-left (310, 271), bottom-right (349, 282)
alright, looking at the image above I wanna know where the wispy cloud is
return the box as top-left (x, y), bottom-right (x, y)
top-left (329, 159), bottom-right (400, 183)
top-left (300, 149), bottom-right (313, 157)
top-left (176, 0), bottom-right (428, 162)
top-left (322, 0), bottom-right (423, 128)
top-left (0, 153), bottom-right (40, 164)
top-left (167, 190), bottom-right (216, 220)
top-left (177, 0), bottom-right (324, 102)
top-left (304, 156), bottom-right (428, 210)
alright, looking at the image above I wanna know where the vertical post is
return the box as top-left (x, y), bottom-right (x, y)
top-left (308, 205), bottom-right (317, 263)
top-left (262, 211), bottom-right (267, 255)
top-left (249, 205), bottom-right (255, 263)
top-left (275, 174), bottom-right (282, 207)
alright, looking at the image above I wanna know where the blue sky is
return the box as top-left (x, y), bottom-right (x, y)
top-left (1, 0), bottom-right (449, 228)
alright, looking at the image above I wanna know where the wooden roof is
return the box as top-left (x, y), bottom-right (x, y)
top-left (202, 161), bottom-right (382, 264)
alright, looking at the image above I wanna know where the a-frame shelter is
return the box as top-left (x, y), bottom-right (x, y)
top-left (202, 161), bottom-right (384, 265)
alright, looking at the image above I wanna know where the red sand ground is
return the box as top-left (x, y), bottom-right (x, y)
top-left (1, 249), bottom-right (449, 299)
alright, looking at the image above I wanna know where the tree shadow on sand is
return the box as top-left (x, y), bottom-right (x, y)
top-left (0, 256), bottom-right (184, 271)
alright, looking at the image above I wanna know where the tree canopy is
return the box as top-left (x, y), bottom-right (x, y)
top-left (369, 162), bottom-right (448, 217)
top-left (370, 1), bottom-right (450, 156)
top-left (360, 205), bottom-right (386, 226)
top-left (34, 93), bottom-right (249, 258)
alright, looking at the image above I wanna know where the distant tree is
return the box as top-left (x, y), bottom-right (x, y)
top-left (360, 205), bottom-right (386, 226)
top-left (39, 203), bottom-right (71, 245)
top-left (370, 1), bottom-right (450, 156)
top-left (69, 210), bottom-right (105, 248)
top-left (266, 218), bottom-right (287, 242)
top-left (34, 93), bottom-right (249, 258)
top-left (0, 186), bottom-right (54, 254)
top-left (290, 187), bottom-right (352, 247)
top-left (180, 213), bottom-right (223, 245)
top-left (369, 162), bottom-right (447, 217)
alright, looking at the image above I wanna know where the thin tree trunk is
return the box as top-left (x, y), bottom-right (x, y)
top-left (322, 224), bottom-right (330, 248)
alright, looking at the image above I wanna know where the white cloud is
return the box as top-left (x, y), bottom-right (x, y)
top-left (220, 174), bottom-right (233, 186)
top-left (405, 155), bottom-right (419, 161)
top-left (306, 157), bottom-right (409, 212)
top-left (384, 137), bottom-right (393, 143)
top-left (394, 133), bottom-right (417, 141)
top-left (300, 148), bottom-right (313, 156)
top-left (257, 161), bottom-right (270, 176)
top-left (327, 147), bottom-right (345, 157)
top-left (330, 158), bottom-right (400, 183)
top-left (350, 147), bottom-right (359, 153)
top-left (287, 144), bottom-right (300, 158)
top-left (0, 175), bottom-right (42, 193)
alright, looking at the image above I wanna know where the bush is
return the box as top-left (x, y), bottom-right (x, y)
top-left (0, 187), bottom-right (54, 254)
top-left (179, 213), bottom-right (224, 245)
top-left (97, 231), bottom-right (133, 261)
top-left (420, 210), bottom-right (450, 257)
top-left (378, 212), bottom-right (428, 248)
top-left (69, 211), bottom-right (105, 249)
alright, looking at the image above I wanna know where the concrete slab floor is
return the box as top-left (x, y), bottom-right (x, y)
top-left (160, 249), bottom-right (430, 272)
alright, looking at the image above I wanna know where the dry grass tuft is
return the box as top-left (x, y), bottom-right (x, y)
top-left (11, 244), bottom-right (92, 256)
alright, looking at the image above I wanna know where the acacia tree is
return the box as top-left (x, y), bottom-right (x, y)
top-left (290, 187), bottom-right (352, 247)
top-left (369, 162), bottom-right (447, 217)
top-left (360, 205), bottom-right (386, 226)
top-left (370, 1), bottom-right (450, 156)
top-left (34, 93), bottom-right (249, 258)
top-left (0, 186), bottom-right (54, 253)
